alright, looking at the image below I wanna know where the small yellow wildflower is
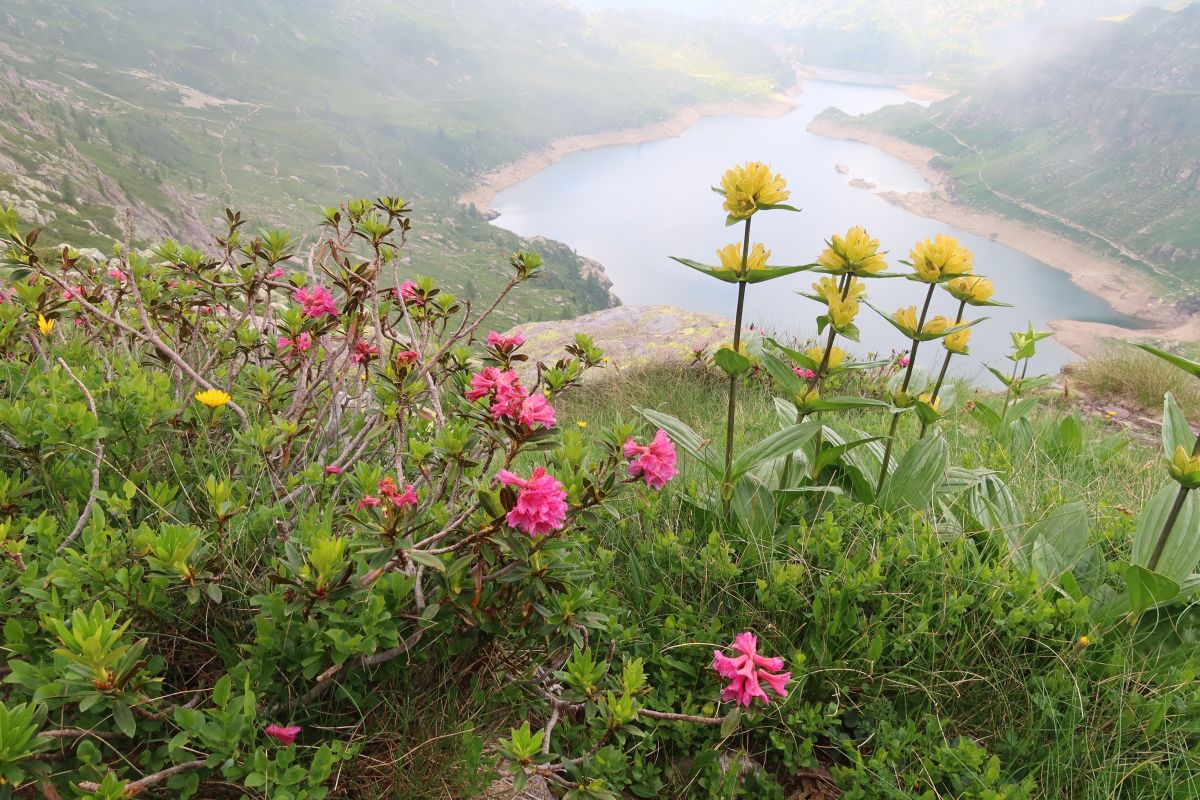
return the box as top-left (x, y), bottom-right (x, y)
top-left (544, 389), bottom-right (552, 397)
top-left (811, 275), bottom-right (867, 305)
top-left (195, 388), bottom-right (232, 408)
top-left (716, 242), bottom-right (771, 275)
top-left (1077, 635), bottom-right (1090, 648)
top-left (944, 275), bottom-right (995, 304)
top-left (1168, 445), bottom-right (1200, 488)
top-left (816, 226), bottom-right (887, 275)
top-left (910, 234), bottom-right (974, 283)
top-left (1105, 410), bottom-right (1118, 417)
top-left (806, 345), bottom-right (846, 370)
top-left (827, 295), bottom-right (860, 329)
top-left (943, 321), bottom-right (971, 354)
top-left (719, 161), bottom-right (790, 220)
top-left (577, 420), bottom-right (587, 428)
top-left (36, 314), bottom-right (54, 336)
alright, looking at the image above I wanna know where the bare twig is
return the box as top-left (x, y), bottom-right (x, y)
top-left (76, 759), bottom-right (208, 793)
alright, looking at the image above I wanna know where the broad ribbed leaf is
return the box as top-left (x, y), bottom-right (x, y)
top-left (731, 421), bottom-right (821, 478)
top-left (1135, 342), bottom-right (1200, 379)
top-left (1029, 502), bottom-right (1090, 582)
top-left (1125, 564), bottom-right (1180, 615)
top-left (636, 408), bottom-right (721, 479)
top-left (878, 433), bottom-right (948, 513)
top-left (1131, 485), bottom-right (1200, 582)
top-left (1163, 392), bottom-right (1197, 460)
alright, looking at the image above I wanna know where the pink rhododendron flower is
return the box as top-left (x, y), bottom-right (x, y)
top-left (396, 350), bottom-right (420, 366)
top-left (793, 367), bottom-right (816, 380)
top-left (357, 496), bottom-right (382, 510)
top-left (486, 330), bottom-right (525, 350)
top-left (107, 267), bottom-right (127, 282)
top-left (351, 340), bottom-right (380, 364)
top-left (265, 724), bottom-right (302, 746)
top-left (62, 286), bottom-right (82, 300)
top-left (0, 288), bottom-right (12, 302)
top-left (397, 280), bottom-right (423, 306)
top-left (294, 286), bottom-right (338, 318)
top-left (377, 477), bottom-right (418, 509)
top-left (898, 356), bottom-right (911, 368)
top-left (268, 267), bottom-right (285, 279)
top-left (624, 430), bottom-right (679, 490)
top-left (712, 632), bottom-right (790, 707)
top-left (324, 465), bottom-right (343, 475)
top-left (497, 467), bottom-right (568, 537)
top-left (517, 393), bottom-right (556, 429)
top-left (277, 333), bottom-right (314, 360)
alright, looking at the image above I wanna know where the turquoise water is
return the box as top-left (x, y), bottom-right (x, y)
top-left (491, 80), bottom-right (1139, 379)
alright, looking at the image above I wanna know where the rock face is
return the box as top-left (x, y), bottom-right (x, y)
top-left (506, 305), bottom-right (732, 381)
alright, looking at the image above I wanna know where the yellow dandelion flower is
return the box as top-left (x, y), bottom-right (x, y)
top-left (816, 226), bottom-right (887, 275)
top-left (577, 420), bottom-right (587, 428)
top-left (910, 234), bottom-right (974, 283)
top-left (716, 242), bottom-right (771, 275)
top-left (36, 314), bottom-right (54, 336)
top-left (195, 388), bottom-right (232, 408)
top-left (719, 161), bottom-right (789, 220)
top-left (944, 275), bottom-right (995, 304)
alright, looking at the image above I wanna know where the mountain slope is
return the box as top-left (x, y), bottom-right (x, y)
top-left (0, 0), bottom-right (790, 324)
top-left (818, 5), bottom-right (1200, 295)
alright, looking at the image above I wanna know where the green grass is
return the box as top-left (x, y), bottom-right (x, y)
top-left (1071, 344), bottom-right (1200, 419)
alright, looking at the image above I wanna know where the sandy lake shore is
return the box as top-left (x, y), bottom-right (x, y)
top-left (458, 86), bottom-right (804, 217)
top-left (806, 117), bottom-right (1200, 357)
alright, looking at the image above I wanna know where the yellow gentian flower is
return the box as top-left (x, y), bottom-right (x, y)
top-left (891, 306), bottom-right (919, 337)
top-left (918, 393), bottom-right (941, 412)
top-left (36, 314), bottom-right (54, 336)
top-left (827, 295), bottom-right (860, 329)
top-left (716, 242), bottom-right (771, 275)
top-left (910, 234), bottom-right (974, 283)
top-left (923, 315), bottom-right (952, 337)
top-left (719, 161), bottom-right (789, 220)
top-left (943, 321), bottom-right (971, 354)
top-left (816, 226), bottom-right (887, 275)
top-left (945, 275), bottom-right (995, 305)
top-left (811, 275), bottom-right (866, 305)
top-left (1168, 445), bottom-right (1200, 488)
top-left (195, 388), bottom-right (232, 408)
top-left (806, 345), bottom-right (846, 370)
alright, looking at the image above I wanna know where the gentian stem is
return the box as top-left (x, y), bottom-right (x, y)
top-left (1147, 436), bottom-right (1200, 573)
top-left (876, 282), bottom-right (937, 494)
top-left (919, 298), bottom-right (966, 439)
top-left (723, 217), bottom-right (752, 508)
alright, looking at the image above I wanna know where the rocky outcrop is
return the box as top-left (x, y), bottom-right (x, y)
top-left (504, 304), bottom-right (732, 381)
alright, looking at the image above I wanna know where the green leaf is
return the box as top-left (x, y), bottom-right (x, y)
top-left (1163, 392), bottom-right (1196, 460)
top-left (1029, 502), bottom-right (1090, 583)
top-left (760, 349), bottom-right (803, 396)
top-left (731, 421), bottom-right (821, 478)
top-left (1125, 564), bottom-right (1180, 615)
top-left (408, 550), bottom-right (447, 572)
top-left (713, 347), bottom-right (753, 377)
top-left (1134, 343), bottom-right (1200, 379)
top-left (807, 397), bottom-right (890, 413)
top-left (669, 257), bottom-right (813, 284)
top-left (878, 433), bottom-right (948, 513)
top-left (1131, 485), bottom-right (1200, 582)
top-left (111, 700), bottom-right (136, 737)
top-left (720, 706), bottom-right (742, 738)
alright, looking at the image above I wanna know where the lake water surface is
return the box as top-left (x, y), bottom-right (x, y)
top-left (491, 80), bottom-right (1136, 379)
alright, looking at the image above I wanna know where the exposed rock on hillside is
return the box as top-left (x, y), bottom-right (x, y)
top-left (505, 304), bottom-right (732, 381)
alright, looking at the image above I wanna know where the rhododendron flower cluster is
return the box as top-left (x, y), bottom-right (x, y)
top-left (497, 466), bottom-right (568, 537)
top-left (358, 476), bottom-right (418, 511)
top-left (294, 285), bottom-right (338, 318)
top-left (486, 330), bottom-right (525, 351)
top-left (395, 350), bottom-right (420, 366)
top-left (468, 367), bottom-right (556, 430)
top-left (268, 267), bottom-right (285, 279)
top-left (277, 332), bottom-right (313, 359)
top-left (624, 429), bottom-right (679, 490)
top-left (351, 340), bottom-right (380, 364)
top-left (107, 267), bottom-right (128, 282)
top-left (793, 367), bottom-right (816, 380)
top-left (396, 280), bottom-right (423, 306)
top-left (712, 632), bottom-right (791, 707)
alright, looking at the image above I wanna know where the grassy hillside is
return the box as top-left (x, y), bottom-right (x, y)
top-left (0, 0), bottom-right (790, 326)
top-left (817, 5), bottom-right (1200, 303)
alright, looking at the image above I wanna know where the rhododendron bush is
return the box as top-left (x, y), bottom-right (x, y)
top-left (0, 200), bottom-right (776, 798)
